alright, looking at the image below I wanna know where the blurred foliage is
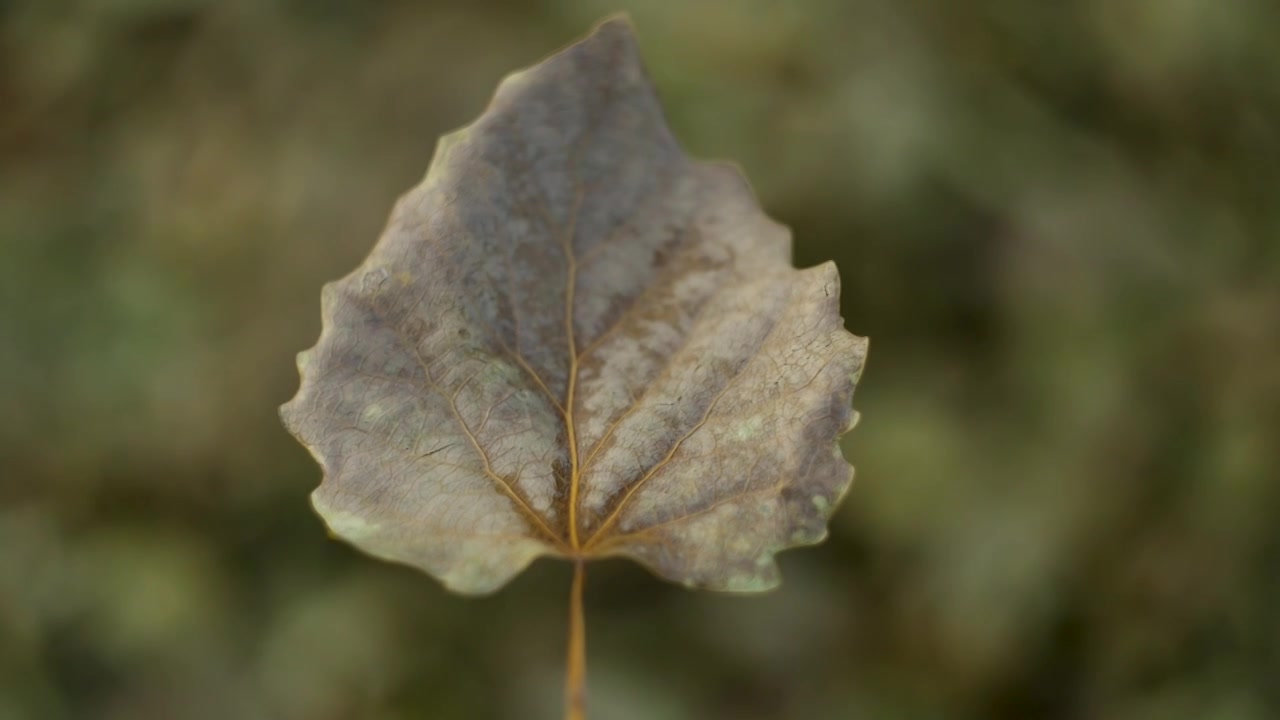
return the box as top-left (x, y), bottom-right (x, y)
top-left (2, 1), bottom-right (1278, 718)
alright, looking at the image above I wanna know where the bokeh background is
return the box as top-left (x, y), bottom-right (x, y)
top-left (3, 1), bottom-right (1278, 718)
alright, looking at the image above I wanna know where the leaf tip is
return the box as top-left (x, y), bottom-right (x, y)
top-left (589, 11), bottom-right (638, 36)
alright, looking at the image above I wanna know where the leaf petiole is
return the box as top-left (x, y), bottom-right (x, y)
top-left (565, 560), bottom-right (588, 720)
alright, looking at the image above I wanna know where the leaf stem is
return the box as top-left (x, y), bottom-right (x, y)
top-left (565, 560), bottom-right (588, 720)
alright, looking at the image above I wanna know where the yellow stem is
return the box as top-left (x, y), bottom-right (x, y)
top-left (564, 560), bottom-right (587, 720)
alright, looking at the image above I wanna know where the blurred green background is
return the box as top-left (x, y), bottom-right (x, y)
top-left (2, 1), bottom-right (1278, 718)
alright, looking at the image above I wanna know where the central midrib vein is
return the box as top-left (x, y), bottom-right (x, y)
top-left (564, 189), bottom-right (585, 552)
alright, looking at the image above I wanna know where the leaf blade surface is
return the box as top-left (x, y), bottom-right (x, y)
top-left (281, 18), bottom-right (868, 594)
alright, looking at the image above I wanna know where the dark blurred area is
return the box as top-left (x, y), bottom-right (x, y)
top-left (2, 1), bottom-right (1278, 718)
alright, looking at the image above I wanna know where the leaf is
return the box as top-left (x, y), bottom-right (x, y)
top-left (280, 17), bottom-right (868, 595)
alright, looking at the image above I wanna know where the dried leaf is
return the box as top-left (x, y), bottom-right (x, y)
top-left (280, 18), bottom-right (868, 595)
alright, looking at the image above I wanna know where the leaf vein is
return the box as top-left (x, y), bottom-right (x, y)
top-left (394, 327), bottom-right (567, 551)
top-left (582, 283), bottom-right (796, 548)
